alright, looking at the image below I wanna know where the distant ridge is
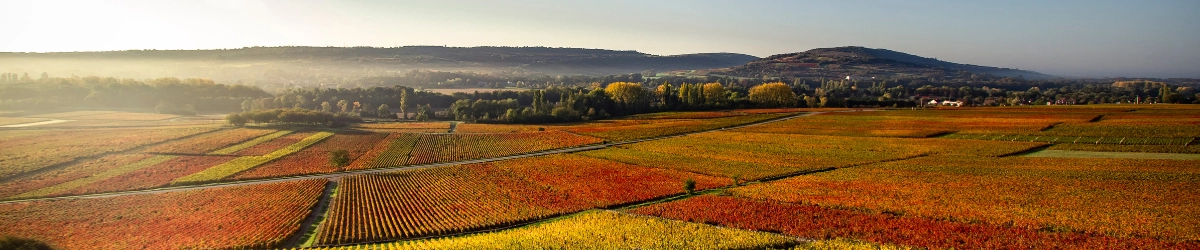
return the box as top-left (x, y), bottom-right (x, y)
top-left (713, 46), bottom-right (1053, 80)
top-left (0, 46), bottom-right (758, 76)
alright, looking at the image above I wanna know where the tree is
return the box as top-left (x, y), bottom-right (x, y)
top-left (678, 83), bottom-right (692, 107)
top-left (1161, 86), bottom-right (1174, 103)
top-left (702, 83), bottom-right (726, 106)
top-left (399, 88), bottom-right (410, 120)
top-left (804, 95), bottom-right (820, 108)
top-left (604, 82), bottom-right (651, 113)
top-left (337, 100), bottom-right (349, 113)
top-left (226, 113), bottom-right (248, 126)
top-left (320, 101), bottom-right (332, 112)
top-left (657, 82), bottom-right (675, 108)
top-left (329, 149), bottom-right (350, 170)
top-left (0, 236), bottom-right (56, 250)
top-left (377, 104), bottom-right (391, 118)
top-left (415, 104), bottom-right (432, 121)
top-left (684, 178), bottom-right (696, 194)
top-left (748, 82), bottom-right (797, 107)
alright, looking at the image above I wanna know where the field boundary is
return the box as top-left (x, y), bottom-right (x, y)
top-left (285, 179), bottom-right (339, 248)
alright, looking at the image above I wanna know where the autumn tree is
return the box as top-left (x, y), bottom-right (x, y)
top-left (657, 82), bottom-right (675, 108)
top-left (702, 83), bottom-right (726, 106)
top-left (399, 88), bottom-right (410, 120)
top-left (604, 82), bottom-right (651, 114)
top-left (337, 100), bottom-right (349, 113)
top-left (748, 82), bottom-right (797, 107)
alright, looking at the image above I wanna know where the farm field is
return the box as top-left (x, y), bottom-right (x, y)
top-left (229, 131), bottom-right (391, 180)
top-left (632, 195), bottom-right (1198, 249)
top-left (578, 131), bottom-right (1044, 181)
top-left (454, 111), bottom-right (796, 141)
top-left (355, 122), bottom-right (451, 133)
top-left (0, 179), bottom-right (327, 249)
top-left (313, 154), bottom-right (726, 246)
top-left (405, 131), bottom-right (603, 165)
top-left (334, 210), bottom-right (800, 249)
top-left (0, 105), bottom-right (1196, 249)
top-left (566, 113), bottom-right (794, 141)
top-left (0, 127), bottom-right (217, 180)
top-left (726, 156), bottom-right (1200, 242)
top-left (144, 128), bottom-right (280, 154)
top-left (1026, 149), bottom-right (1200, 160)
top-left (736, 109), bottom-right (1102, 137)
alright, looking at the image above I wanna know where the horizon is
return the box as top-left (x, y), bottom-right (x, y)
top-left (2, 0), bottom-right (1198, 78)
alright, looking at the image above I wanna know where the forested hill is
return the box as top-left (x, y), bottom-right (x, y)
top-left (711, 46), bottom-right (1053, 80)
top-left (0, 46), bottom-right (757, 76)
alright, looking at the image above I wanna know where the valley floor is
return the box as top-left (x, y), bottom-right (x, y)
top-left (0, 104), bottom-right (1197, 249)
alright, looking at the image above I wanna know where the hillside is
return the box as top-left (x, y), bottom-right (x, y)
top-left (705, 46), bottom-right (1053, 80)
top-left (0, 46), bottom-right (757, 79)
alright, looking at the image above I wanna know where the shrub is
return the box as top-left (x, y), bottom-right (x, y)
top-left (0, 236), bottom-right (56, 250)
top-left (329, 150), bottom-right (350, 169)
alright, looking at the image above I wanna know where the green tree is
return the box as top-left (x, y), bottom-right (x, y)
top-left (0, 236), bottom-right (55, 250)
top-left (329, 149), bottom-right (350, 170)
top-left (399, 88), bottom-right (410, 120)
top-left (684, 178), bottom-right (696, 194)
top-left (225, 113), bottom-right (248, 126)
top-left (377, 104), bottom-right (391, 118)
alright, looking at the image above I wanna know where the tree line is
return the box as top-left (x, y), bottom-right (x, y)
top-left (0, 73), bottom-right (270, 114)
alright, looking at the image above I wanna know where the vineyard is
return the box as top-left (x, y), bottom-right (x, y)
top-left (351, 133), bottom-right (421, 170)
top-left (567, 113), bottom-right (792, 141)
top-left (735, 109), bottom-right (1101, 137)
top-left (355, 122), bottom-right (451, 133)
top-left (0, 179), bottom-right (327, 249)
top-left (632, 195), bottom-right (1198, 249)
top-left (623, 111), bottom-right (746, 119)
top-left (172, 132), bottom-right (334, 185)
top-left (728, 156), bottom-right (1200, 242)
top-left (59, 155), bottom-right (239, 195)
top-left (0, 127), bottom-right (216, 179)
top-left (230, 132), bottom-right (391, 180)
top-left (405, 131), bottom-right (603, 165)
top-left (0, 154), bottom-right (155, 198)
top-left (314, 154), bottom-right (726, 246)
top-left (330, 210), bottom-right (800, 249)
top-left (0, 105), bottom-right (1196, 249)
top-left (144, 128), bottom-right (280, 154)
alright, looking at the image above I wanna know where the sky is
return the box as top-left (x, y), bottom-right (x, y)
top-left (1, 0), bottom-right (1198, 78)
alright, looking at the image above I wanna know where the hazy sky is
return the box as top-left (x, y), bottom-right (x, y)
top-left (2, 0), bottom-right (1198, 78)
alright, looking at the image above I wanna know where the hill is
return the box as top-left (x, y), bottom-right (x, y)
top-left (0, 46), bottom-right (757, 79)
top-left (703, 46), bottom-right (1053, 80)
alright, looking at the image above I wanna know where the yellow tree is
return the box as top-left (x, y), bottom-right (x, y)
top-left (702, 83), bottom-right (726, 106)
top-left (748, 82), bottom-right (797, 107)
top-left (605, 82), bottom-right (651, 113)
